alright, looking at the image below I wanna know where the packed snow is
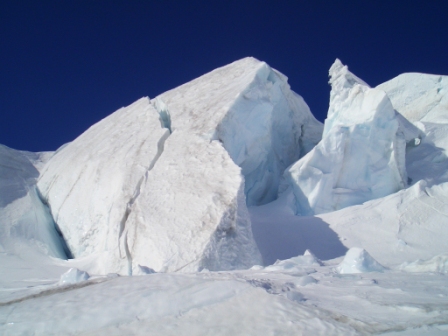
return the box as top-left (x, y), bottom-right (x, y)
top-left (1, 57), bottom-right (448, 334)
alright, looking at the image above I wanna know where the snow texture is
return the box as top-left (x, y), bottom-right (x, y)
top-left (283, 59), bottom-right (408, 215)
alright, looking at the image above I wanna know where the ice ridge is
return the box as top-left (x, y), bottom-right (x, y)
top-left (282, 59), bottom-right (408, 215)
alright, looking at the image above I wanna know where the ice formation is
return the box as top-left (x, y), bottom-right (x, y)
top-left (156, 57), bottom-right (322, 206)
top-left (36, 58), bottom-right (321, 274)
top-left (59, 268), bottom-right (90, 285)
top-left (0, 144), bottom-right (67, 258)
top-left (264, 250), bottom-right (322, 272)
top-left (282, 59), bottom-right (408, 215)
top-left (337, 247), bottom-right (385, 274)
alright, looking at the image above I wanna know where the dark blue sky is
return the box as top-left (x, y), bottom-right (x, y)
top-left (1, 1), bottom-right (447, 151)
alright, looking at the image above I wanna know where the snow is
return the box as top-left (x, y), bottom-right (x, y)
top-left (1, 57), bottom-right (448, 334)
top-left (282, 59), bottom-right (408, 215)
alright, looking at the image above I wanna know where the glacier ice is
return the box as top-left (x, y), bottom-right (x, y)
top-left (2, 58), bottom-right (448, 335)
top-left (0, 144), bottom-right (67, 259)
top-left (282, 59), bottom-right (408, 215)
top-left (36, 57), bottom-right (323, 275)
top-left (37, 98), bottom-right (172, 274)
top-left (156, 57), bottom-right (322, 206)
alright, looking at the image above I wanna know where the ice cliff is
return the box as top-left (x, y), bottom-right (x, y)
top-left (36, 57), bottom-right (321, 274)
top-left (156, 57), bottom-right (322, 206)
top-left (282, 59), bottom-right (409, 215)
top-left (0, 145), bottom-right (67, 258)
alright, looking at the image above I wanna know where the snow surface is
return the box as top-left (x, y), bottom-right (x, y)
top-left (1, 58), bottom-right (448, 334)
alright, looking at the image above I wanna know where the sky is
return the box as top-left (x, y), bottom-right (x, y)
top-left (1, 1), bottom-right (448, 152)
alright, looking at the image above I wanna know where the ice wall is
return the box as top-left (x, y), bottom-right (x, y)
top-left (157, 57), bottom-right (322, 206)
top-left (37, 95), bottom-right (262, 274)
top-left (35, 58), bottom-right (324, 274)
top-left (283, 59), bottom-right (408, 215)
top-left (0, 144), bottom-right (67, 258)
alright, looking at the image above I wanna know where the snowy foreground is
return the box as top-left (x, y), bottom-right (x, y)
top-left (1, 58), bottom-right (448, 335)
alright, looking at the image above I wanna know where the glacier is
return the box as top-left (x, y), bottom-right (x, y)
top-left (2, 58), bottom-right (448, 335)
top-left (36, 57), bottom-right (321, 275)
top-left (282, 59), bottom-right (410, 215)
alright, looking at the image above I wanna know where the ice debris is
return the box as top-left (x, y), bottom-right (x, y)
top-left (59, 268), bottom-right (90, 285)
top-left (337, 247), bottom-right (385, 274)
top-left (399, 254), bottom-right (448, 273)
top-left (265, 250), bottom-right (322, 272)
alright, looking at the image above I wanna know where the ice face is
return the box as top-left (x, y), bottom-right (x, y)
top-left (0, 144), bottom-right (67, 259)
top-left (377, 72), bottom-right (448, 123)
top-left (157, 57), bottom-right (322, 206)
top-left (283, 59), bottom-right (408, 215)
top-left (33, 58), bottom-right (323, 274)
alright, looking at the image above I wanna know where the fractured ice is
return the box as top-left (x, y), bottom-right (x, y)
top-left (282, 59), bottom-right (409, 215)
